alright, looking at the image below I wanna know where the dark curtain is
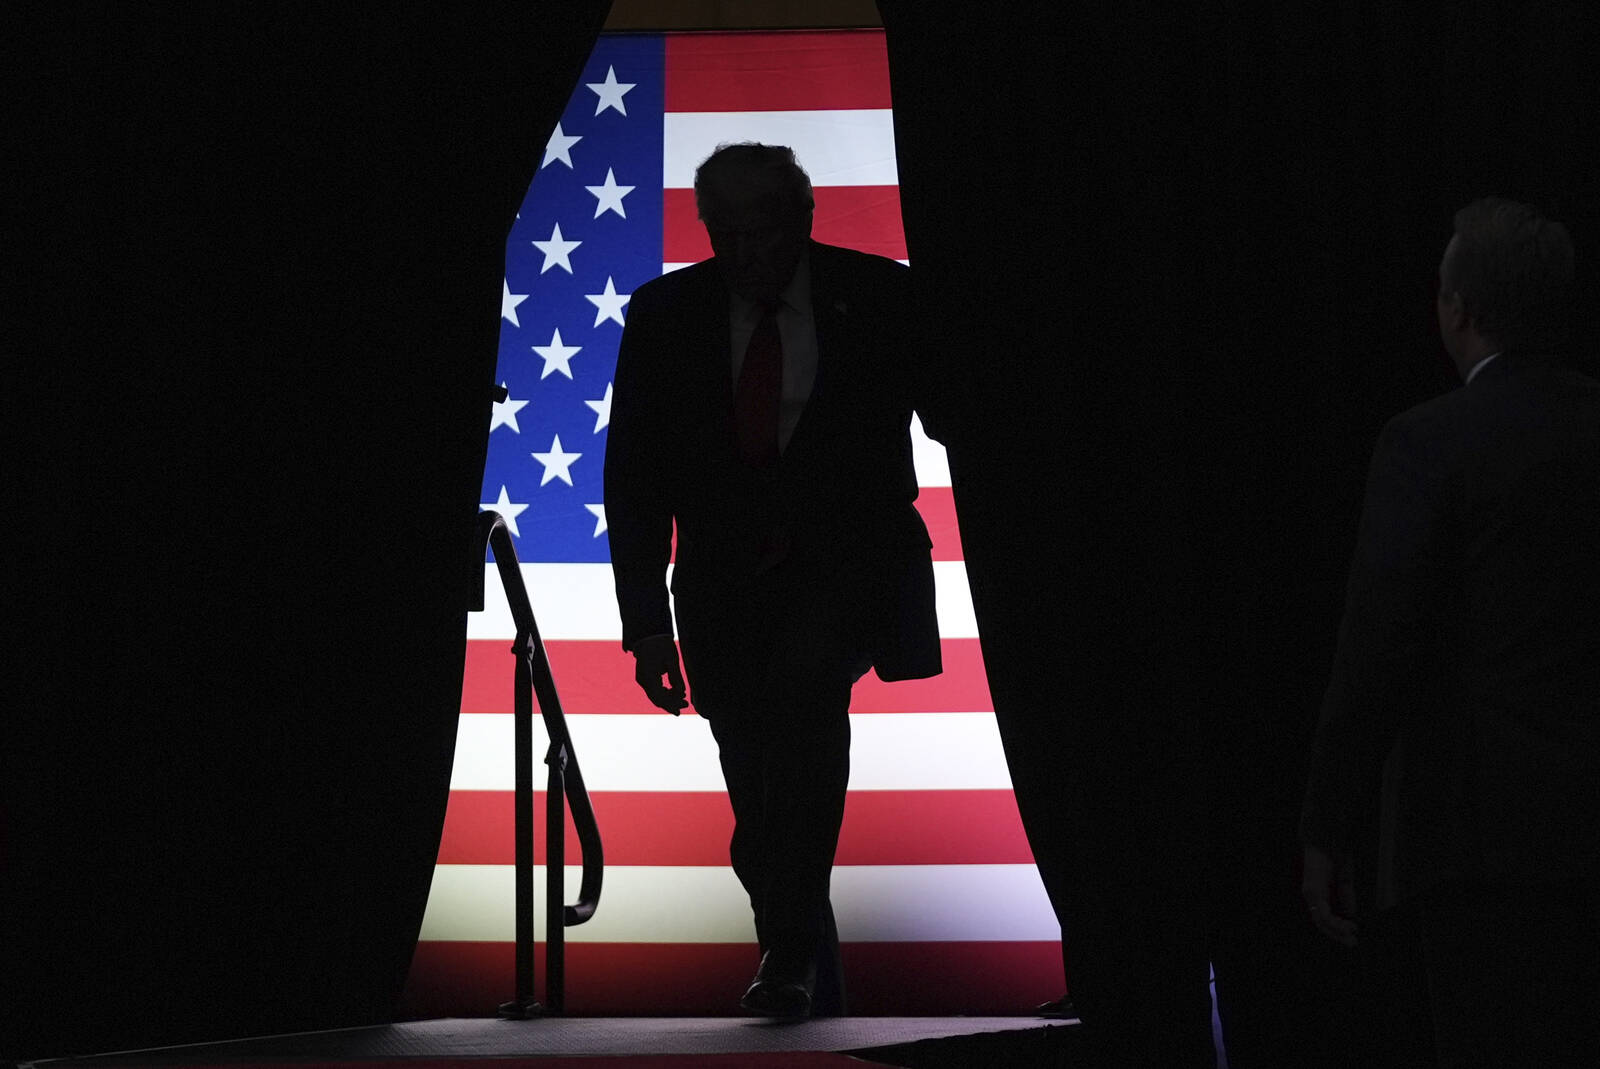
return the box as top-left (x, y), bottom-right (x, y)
top-left (881, 2), bottom-right (1595, 1066)
top-left (5, 5), bottom-right (610, 1058)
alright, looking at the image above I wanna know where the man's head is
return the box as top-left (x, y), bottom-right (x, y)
top-left (1437, 197), bottom-right (1575, 375)
top-left (694, 143), bottom-right (814, 304)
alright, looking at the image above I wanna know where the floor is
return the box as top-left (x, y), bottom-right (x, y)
top-left (32, 1015), bottom-right (1082, 1067)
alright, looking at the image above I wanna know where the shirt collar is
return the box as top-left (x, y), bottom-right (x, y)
top-left (1465, 351), bottom-right (1502, 385)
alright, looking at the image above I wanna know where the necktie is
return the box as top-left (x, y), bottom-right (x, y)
top-left (734, 302), bottom-right (783, 468)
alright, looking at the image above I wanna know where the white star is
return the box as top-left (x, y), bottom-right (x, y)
top-left (585, 276), bottom-right (630, 327)
top-left (532, 328), bottom-right (582, 380)
top-left (585, 168), bottom-right (634, 219)
top-left (531, 222), bottom-right (581, 275)
top-left (583, 382), bottom-right (613, 432)
top-left (502, 279), bottom-right (530, 327)
top-left (586, 66), bottom-right (636, 116)
top-left (479, 485), bottom-right (530, 538)
top-left (584, 503), bottom-right (608, 537)
top-left (531, 435), bottom-right (582, 487)
top-left (490, 383), bottom-right (530, 432)
top-left (542, 122), bottom-right (582, 169)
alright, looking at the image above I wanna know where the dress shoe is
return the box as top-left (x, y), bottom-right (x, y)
top-left (739, 949), bottom-right (816, 1019)
top-left (739, 977), bottom-right (812, 1019)
top-left (1035, 993), bottom-right (1078, 1019)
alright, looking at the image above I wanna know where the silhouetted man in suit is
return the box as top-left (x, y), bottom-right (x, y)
top-left (1302, 198), bottom-right (1600, 1067)
top-left (604, 143), bottom-right (944, 1019)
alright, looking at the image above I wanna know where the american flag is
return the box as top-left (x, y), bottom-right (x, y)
top-left (402, 29), bottom-right (1060, 1016)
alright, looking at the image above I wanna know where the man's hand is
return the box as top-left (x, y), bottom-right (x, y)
top-left (632, 634), bottom-right (687, 714)
top-left (1301, 844), bottom-right (1359, 947)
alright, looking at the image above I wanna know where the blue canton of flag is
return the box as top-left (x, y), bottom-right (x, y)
top-left (483, 36), bottom-right (666, 564)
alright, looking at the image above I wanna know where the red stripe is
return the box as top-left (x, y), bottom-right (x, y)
top-left (663, 187), bottom-right (907, 264)
top-left (664, 31), bottom-right (892, 113)
top-left (400, 940), bottom-right (1062, 1017)
top-left (918, 485), bottom-right (961, 558)
top-left (462, 638), bottom-right (992, 714)
top-left (437, 789), bottom-right (1032, 866)
top-left (838, 789), bottom-right (1030, 864)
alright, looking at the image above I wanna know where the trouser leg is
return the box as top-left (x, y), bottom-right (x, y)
top-left (812, 897), bottom-right (845, 1015)
top-left (706, 658), bottom-right (853, 979)
top-left (754, 686), bottom-right (851, 981)
top-left (708, 712), bottom-right (773, 954)
top-left (678, 574), bottom-right (864, 1011)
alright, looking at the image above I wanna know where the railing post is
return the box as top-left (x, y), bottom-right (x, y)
top-left (546, 740), bottom-right (568, 1012)
top-left (497, 636), bottom-right (542, 1019)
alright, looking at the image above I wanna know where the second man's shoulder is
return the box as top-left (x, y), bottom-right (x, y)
top-left (1374, 389), bottom-right (1467, 458)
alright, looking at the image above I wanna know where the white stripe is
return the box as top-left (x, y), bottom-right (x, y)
top-left (910, 413), bottom-right (950, 487)
top-left (468, 563), bottom-right (625, 641)
top-left (663, 110), bottom-right (899, 188)
top-left (418, 863), bottom-right (1055, 943)
top-left (467, 562), bottom-right (977, 641)
top-left (448, 712), bottom-right (1013, 792)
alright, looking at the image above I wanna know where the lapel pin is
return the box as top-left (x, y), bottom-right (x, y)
top-left (833, 299), bottom-right (849, 315)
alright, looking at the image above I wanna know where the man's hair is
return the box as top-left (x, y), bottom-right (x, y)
top-left (1443, 197), bottom-right (1575, 352)
top-left (694, 142), bottom-right (814, 224)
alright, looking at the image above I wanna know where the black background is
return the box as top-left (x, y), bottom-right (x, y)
top-left (6, 2), bottom-right (1594, 1061)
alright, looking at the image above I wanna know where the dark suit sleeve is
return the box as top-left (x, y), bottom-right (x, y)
top-left (604, 282), bottom-right (676, 652)
top-left (1301, 411), bottom-right (1451, 853)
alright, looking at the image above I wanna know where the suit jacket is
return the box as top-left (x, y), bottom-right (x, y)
top-left (604, 241), bottom-right (943, 682)
top-left (1302, 352), bottom-right (1600, 906)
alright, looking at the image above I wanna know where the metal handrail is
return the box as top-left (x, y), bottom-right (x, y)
top-left (470, 510), bottom-right (603, 1017)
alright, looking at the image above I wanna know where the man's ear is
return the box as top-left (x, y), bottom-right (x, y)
top-left (1441, 290), bottom-right (1471, 333)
